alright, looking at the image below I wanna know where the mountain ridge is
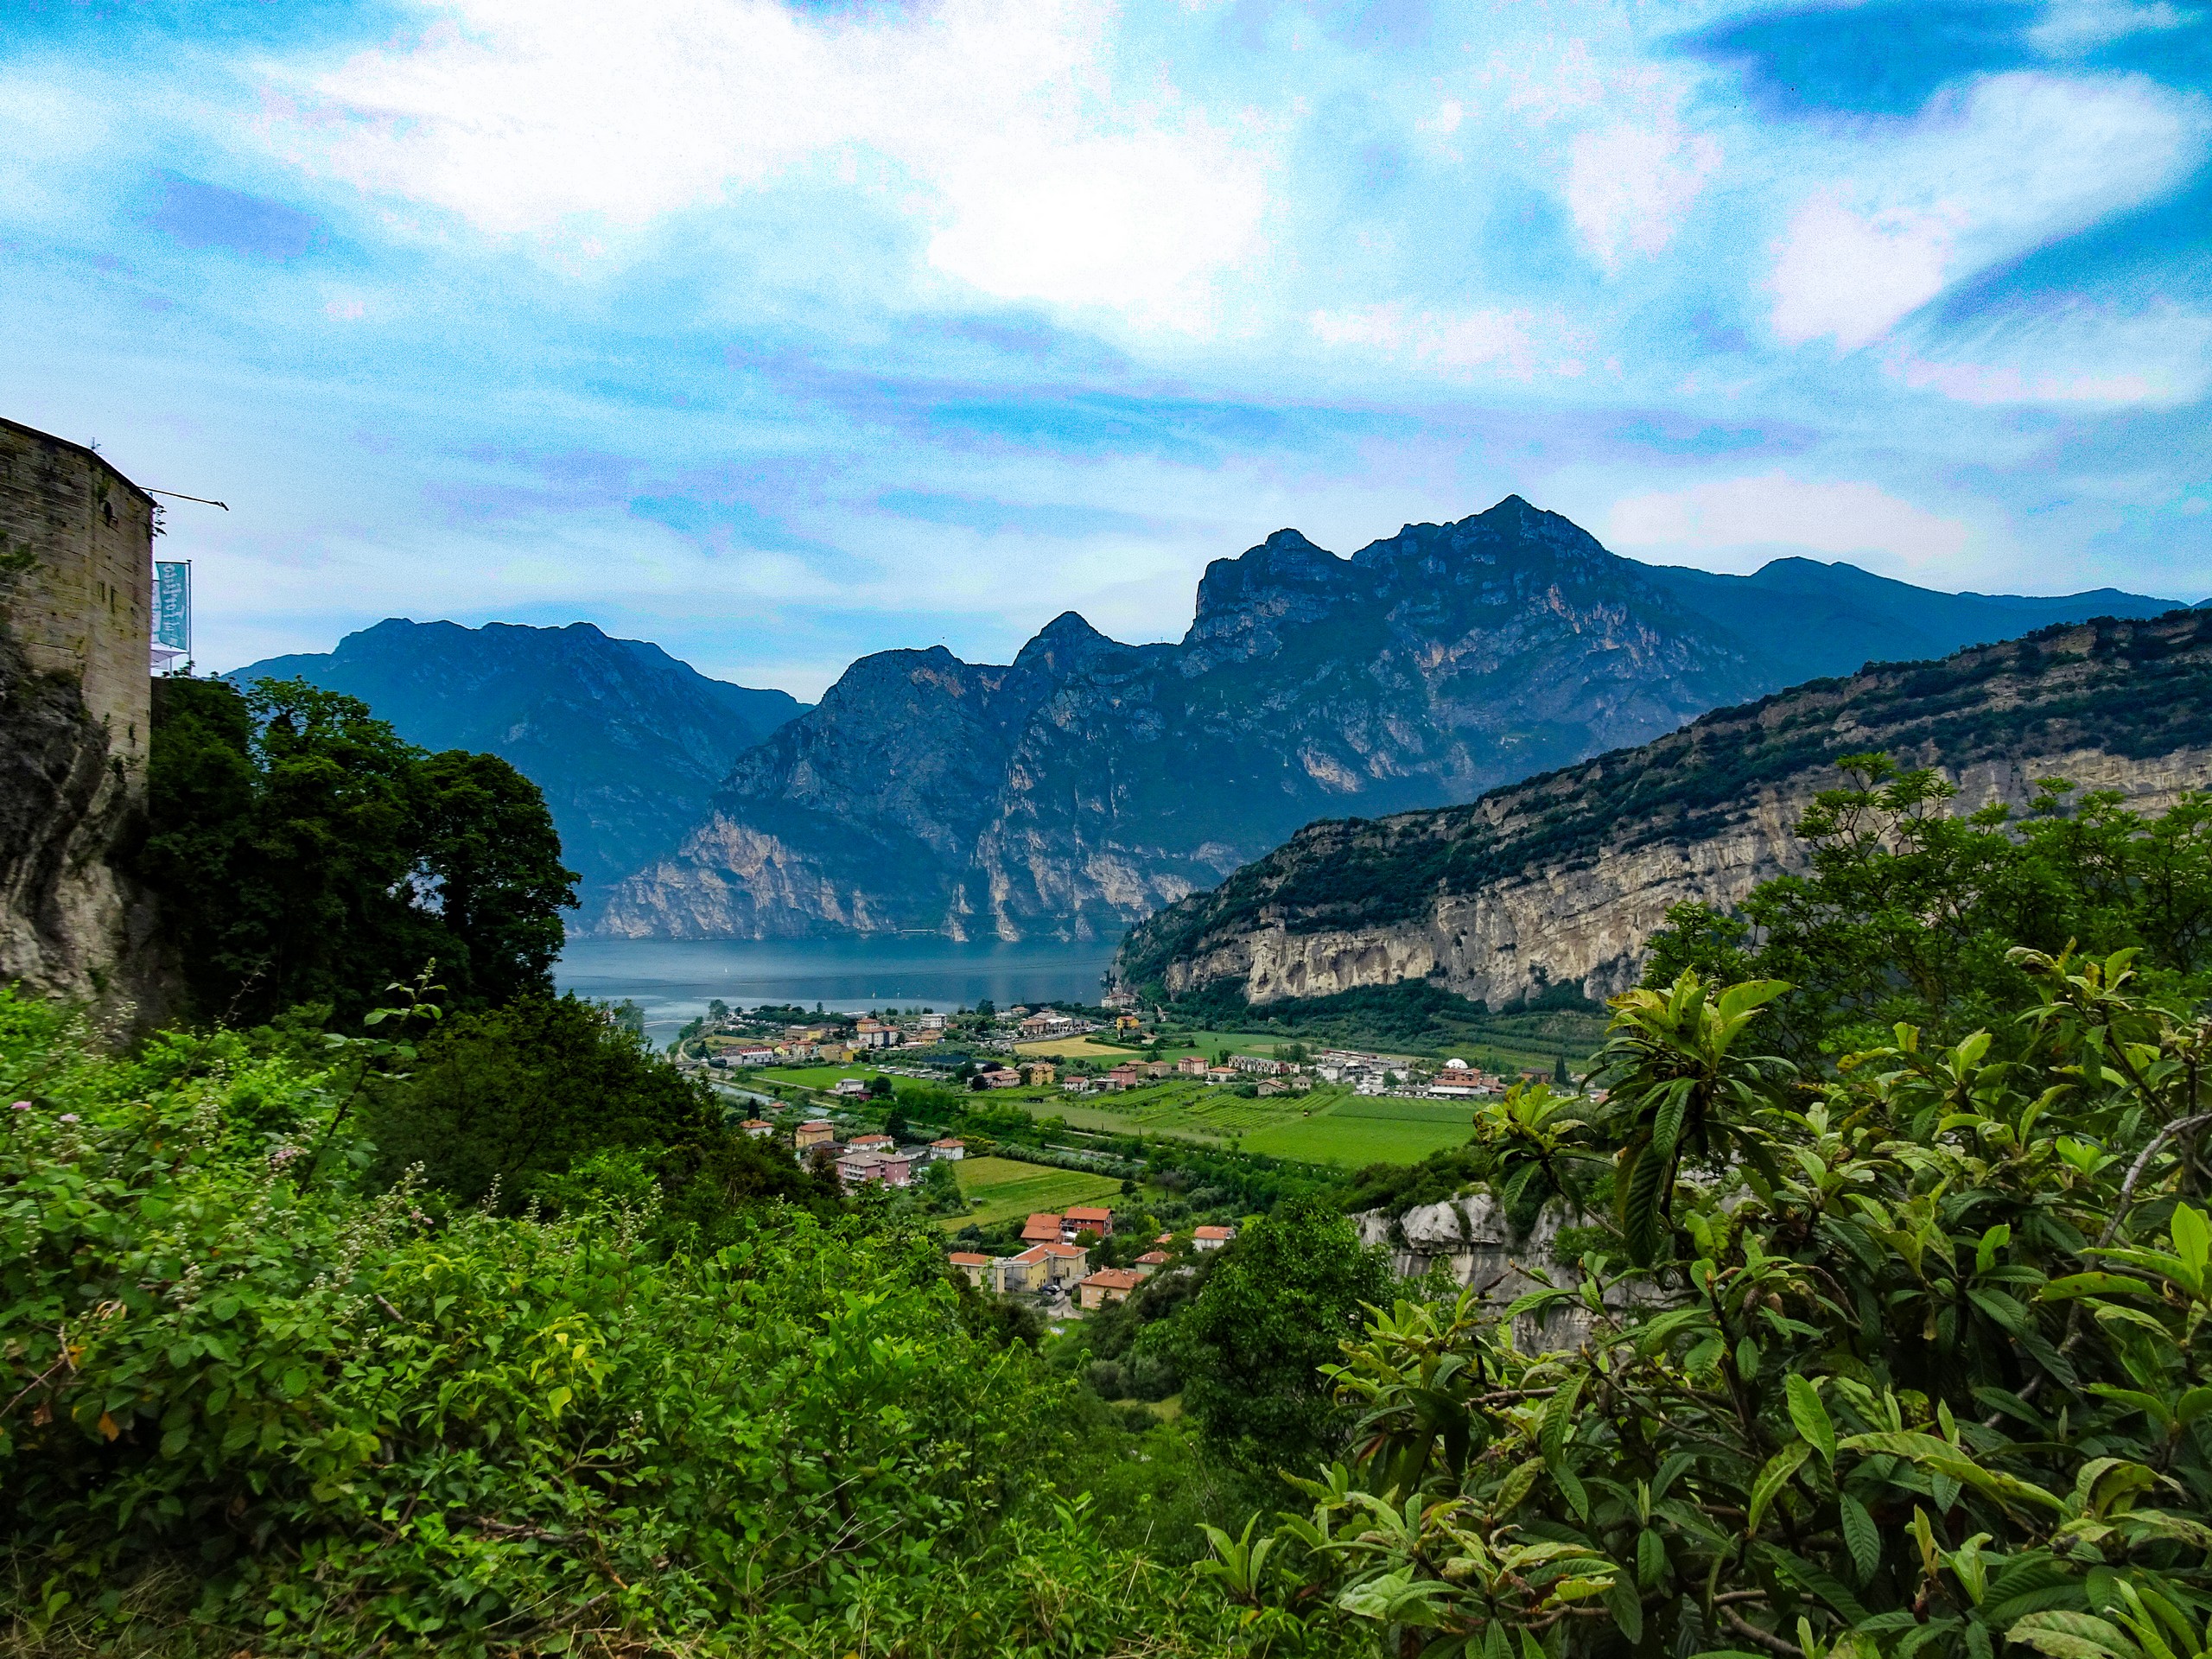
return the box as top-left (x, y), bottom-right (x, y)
top-left (1110, 608), bottom-right (2212, 1012)
top-left (599, 498), bottom-right (2184, 943)
top-left (231, 619), bottom-right (806, 907)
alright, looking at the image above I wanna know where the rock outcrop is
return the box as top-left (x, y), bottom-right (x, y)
top-left (1115, 611), bottom-right (2212, 1009)
top-left (0, 622), bottom-right (164, 1017)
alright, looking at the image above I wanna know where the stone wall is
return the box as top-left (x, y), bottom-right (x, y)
top-left (0, 417), bottom-right (163, 1020)
top-left (0, 416), bottom-right (156, 779)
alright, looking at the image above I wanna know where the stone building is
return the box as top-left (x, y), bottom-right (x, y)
top-left (0, 416), bottom-right (164, 1016)
top-left (0, 418), bottom-right (157, 775)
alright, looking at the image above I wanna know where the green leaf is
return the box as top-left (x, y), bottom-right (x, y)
top-left (1787, 1375), bottom-right (1836, 1465)
top-left (1840, 1494), bottom-right (1881, 1581)
top-left (1541, 1375), bottom-right (1585, 1465)
top-left (2005, 1611), bottom-right (2143, 1659)
top-left (1745, 1441), bottom-right (1811, 1537)
top-left (2042, 1274), bottom-right (2159, 1302)
top-left (2172, 1204), bottom-right (2209, 1279)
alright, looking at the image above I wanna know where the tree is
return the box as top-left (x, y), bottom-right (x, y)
top-left (137, 676), bottom-right (576, 1025)
top-left (1150, 1196), bottom-right (1391, 1475)
top-left (413, 748), bottom-right (575, 1007)
top-left (365, 995), bottom-right (721, 1211)
top-left (1643, 757), bottom-right (2212, 1058)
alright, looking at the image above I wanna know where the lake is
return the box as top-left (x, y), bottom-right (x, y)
top-left (555, 934), bottom-right (1122, 1043)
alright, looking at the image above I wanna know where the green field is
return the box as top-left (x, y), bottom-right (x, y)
top-left (940, 1156), bottom-right (1124, 1231)
top-left (1241, 1095), bottom-right (1476, 1166)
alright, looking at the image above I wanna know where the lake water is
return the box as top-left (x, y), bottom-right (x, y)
top-left (555, 934), bottom-right (1122, 1043)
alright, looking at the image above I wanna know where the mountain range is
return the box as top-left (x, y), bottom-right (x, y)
top-left (1111, 609), bottom-right (2212, 1012)
top-left (594, 497), bottom-right (2183, 942)
top-left (231, 620), bottom-right (806, 906)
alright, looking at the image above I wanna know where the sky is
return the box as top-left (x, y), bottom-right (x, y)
top-left (4, 0), bottom-right (2209, 697)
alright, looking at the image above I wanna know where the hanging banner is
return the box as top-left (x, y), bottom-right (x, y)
top-left (153, 561), bottom-right (190, 655)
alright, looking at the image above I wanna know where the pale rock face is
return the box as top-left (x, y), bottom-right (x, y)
top-left (1120, 614), bottom-right (2212, 1010)
top-left (1160, 747), bottom-right (2212, 1010)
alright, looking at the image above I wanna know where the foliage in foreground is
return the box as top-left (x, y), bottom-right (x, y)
top-left (0, 993), bottom-right (1332, 1657)
top-left (1240, 944), bottom-right (2212, 1659)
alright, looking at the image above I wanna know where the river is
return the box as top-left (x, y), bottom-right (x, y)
top-left (555, 934), bottom-right (1122, 1044)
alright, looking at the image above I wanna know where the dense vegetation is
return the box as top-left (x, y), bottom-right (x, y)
top-left (1198, 770), bottom-right (2212, 1659)
top-left (19, 658), bottom-right (2212, 1659)
top-left (136, 677), bottom-right (577, 1024)
top-left (0, 991), bottom-right (1342, 1656)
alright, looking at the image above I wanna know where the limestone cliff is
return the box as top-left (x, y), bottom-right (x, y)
top-left (601, 497), bottom-right (2182, 943)
top-left (1115, 611), bottom-right (2212, 1009)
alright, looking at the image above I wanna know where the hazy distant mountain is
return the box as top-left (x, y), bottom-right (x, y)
top-left (596, 496), bottom-right (2188, 944)
top-left (232, 620), bottom-right (806, 907)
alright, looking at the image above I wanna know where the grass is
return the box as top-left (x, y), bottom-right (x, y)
top-left (938, 1156), bottom-right (1125, 1232)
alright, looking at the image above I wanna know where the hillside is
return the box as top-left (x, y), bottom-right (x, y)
top-left (232, 620), bottom-right (805, 906)
top-left (1111, 609), bottom-right (2212, 1010)
top-left (601, 496), bottom-right (2179, 941)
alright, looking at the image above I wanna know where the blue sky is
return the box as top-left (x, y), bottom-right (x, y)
top-left (4, 0), bottom-right (2209, 696)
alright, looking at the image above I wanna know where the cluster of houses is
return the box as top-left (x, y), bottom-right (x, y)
top-left (683, 1011), bottom-right (956, 1071)
top-left (756, 1118), bottom-right (970, 1190)
top-left (947, 1210), bottom-right (1238, 1310)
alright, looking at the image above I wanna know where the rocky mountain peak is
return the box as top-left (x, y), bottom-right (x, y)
top-left (1012, 610), bottom-right (1121, 680)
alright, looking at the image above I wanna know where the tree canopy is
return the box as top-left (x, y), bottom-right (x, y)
top-left (137, 676), bottom-right (575, 1023)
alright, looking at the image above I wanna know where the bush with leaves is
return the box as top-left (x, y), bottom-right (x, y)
top-left (0, 990), bottom-right (1339, 1657)
top-left (1236, 946), bottom-right (2212, 1659)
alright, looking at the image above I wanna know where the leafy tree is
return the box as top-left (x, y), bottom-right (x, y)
top-left (364, 994), bottom-right (734, 1211)
top-left (1244, 944), bottom-right (2212, 1659)
top-left (137, 677), bottom-right (575, 1024)
top-left (1644, 757), bottom-right (2212, 1058)
top-left (1150, 1196), bottom-right (1391, 1475)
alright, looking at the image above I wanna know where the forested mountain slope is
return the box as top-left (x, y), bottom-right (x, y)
top-left (1112, 608), bottom-right (2212, 1009)
top-left (601, 497), bottom-right (2178, 941)
top-left (232, 620), bottom-right (804, 906)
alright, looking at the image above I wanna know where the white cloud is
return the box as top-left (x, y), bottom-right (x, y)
top-left (1309, 303), bottom-right (1588, 380)
top-left (1767, 71), bottom-right (2211, 350)
top-left (1566, 113), bottom-right (1721, 270)
top-left (1891, 300), bottom-right (2212, 407)
top-left (262, 0), bottom-right (1268, 327)
top-left (1605, 474), bottom-right (1974, 568)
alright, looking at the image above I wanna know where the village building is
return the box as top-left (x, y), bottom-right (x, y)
top-left (947, 1251), bottom-right (991, 1287)
top-left (1205, 1065), bottom-right (1236, 1085)
top-left (835, 1149), bottom-right (917, 1190)
top-left (1062, 1205), bottom-right (1113, 1241)
top-left (1019, 1010), bottom-right (1077, 1039)
top-left (1021, 1061), bottom-right (1056, 1085)
top-left (979, 1065), bottom-right (1022, 1090)
top-left (1134, 1250), bottom-right (1168, 1274)
top-left (1077, 1267), bottom-right (1145, 1309)
top-left (917, 1013), bottom-right (947, 1032)
top-left (990, 1250), bottom-right (1046, 1294)
top-left (852, 1020), bottom-right (899, 1049)
top-left (832, 1077), bottom-right (869, 1096)
top-left (794, 1121), bottom-right (837, 1151)
top-left (730, 1046), bottom-right (776, 1066)
top-left (1229, 1054), bottom-right (1285, 1075)
top-left (930, 1137), bottom-right (965, 1160)
top-left (1038, 1243), bottom-right (1090, 1286)
top-left (1192, 1224), bottom-right (1236, 1251)
top-left (1177, 1056), bottom-right (1210, 1077)
top-left (849, 1132), bottom-right (894, 1152)
top-left (1256, 1077), bottom-right (1287, 1096)
top-left (738, 1118), bottom-right (776, 1138)
top-left (1021, 1212), bottom-right (1065, 1244)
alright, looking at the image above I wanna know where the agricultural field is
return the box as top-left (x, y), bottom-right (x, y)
top-left (938, 1156), bottom-right (1124, 1230)
top-left (1239, 1095), bottom-right (1476, 1167)
top-left (1016, 1030), bottom-right (1332, 1065)
top-left (1003, 1078), bottom-right (1479, 1168)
